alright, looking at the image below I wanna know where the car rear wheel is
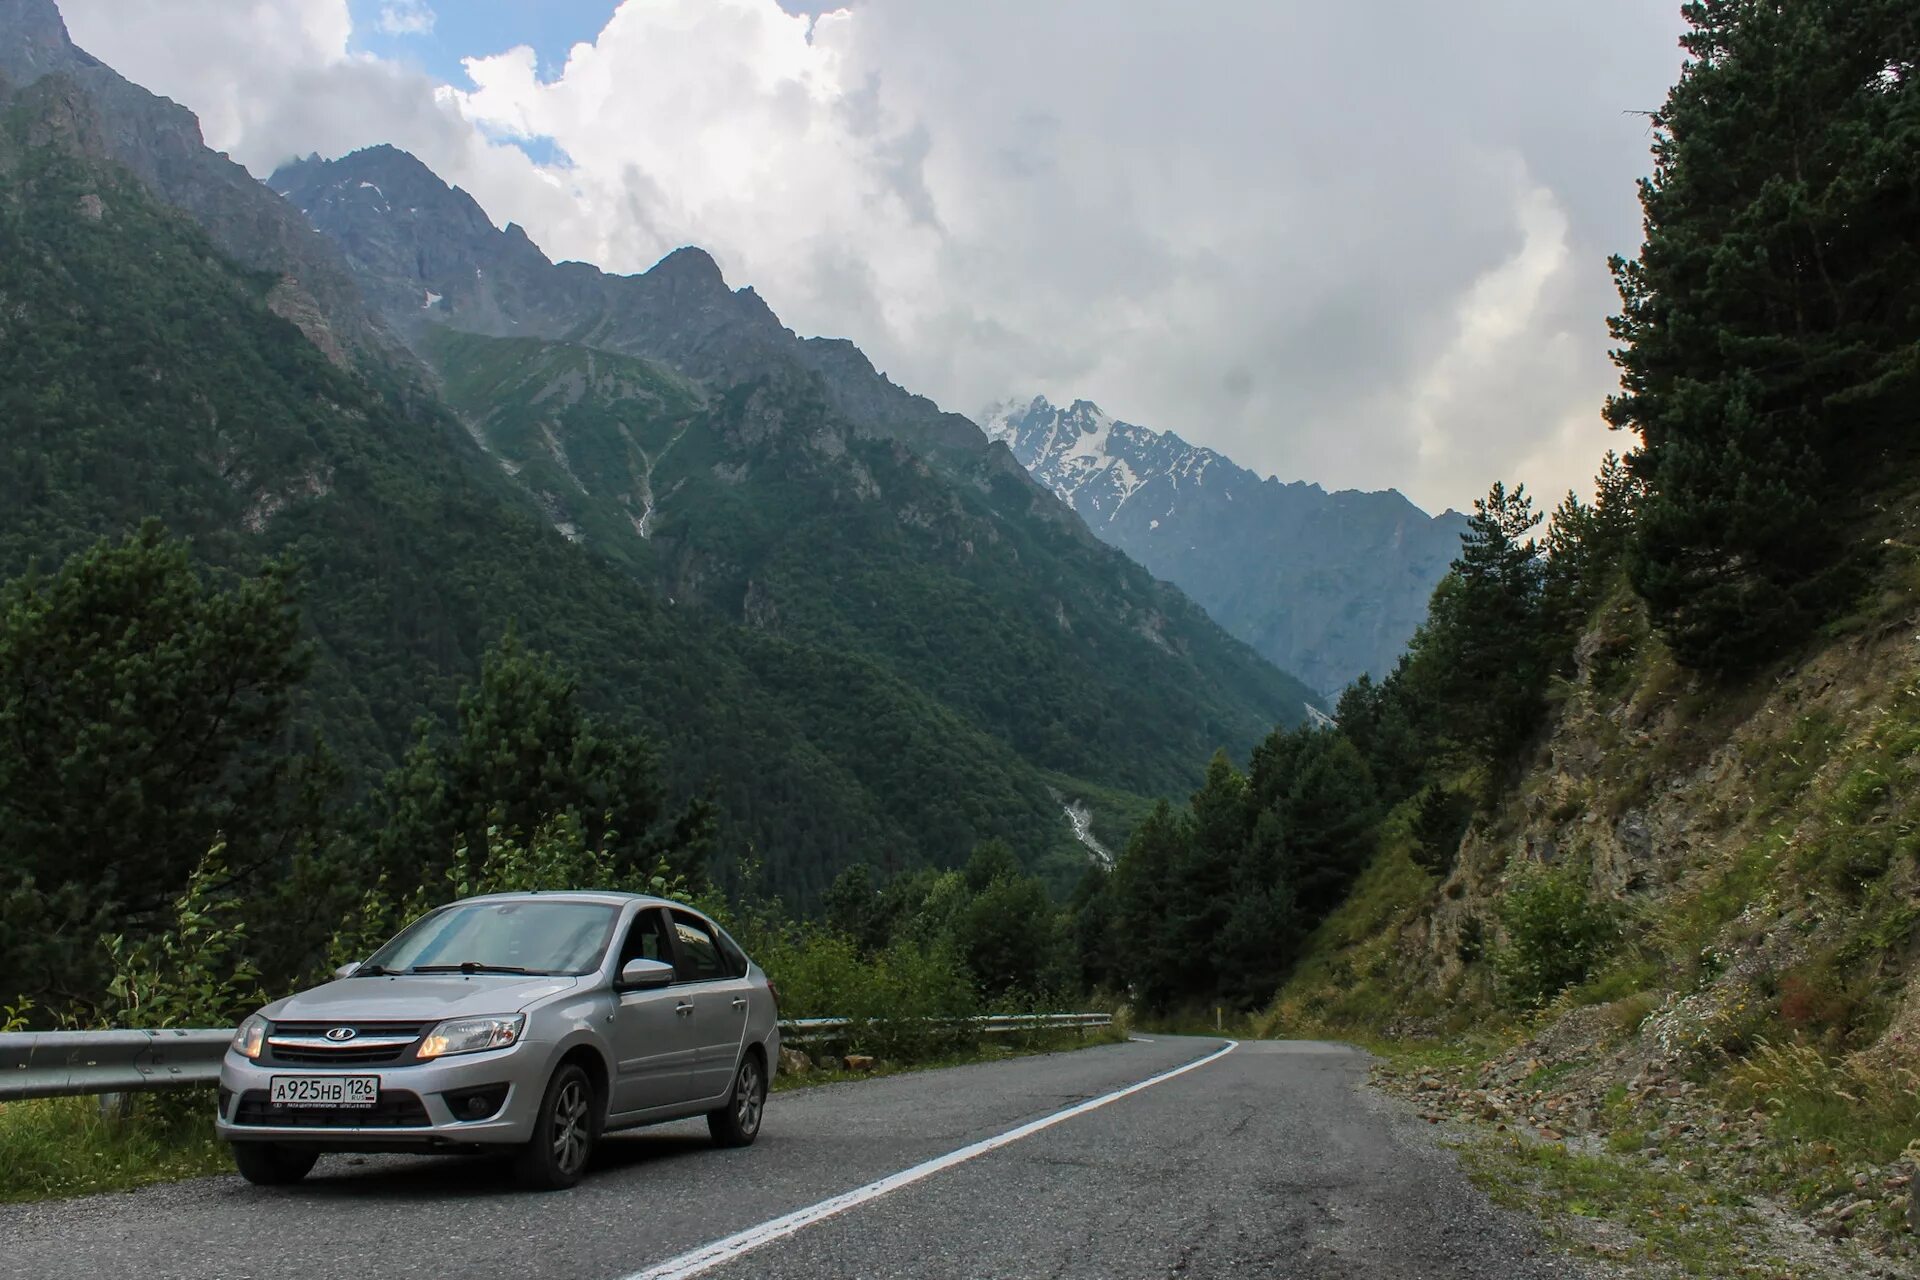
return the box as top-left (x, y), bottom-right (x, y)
top-left (230, 1142), bottom-right (319, 1186)
top-left (707, 1052), bottom-right (766, 1148)
top-left (513, 1063), bottom-right (597, 1190)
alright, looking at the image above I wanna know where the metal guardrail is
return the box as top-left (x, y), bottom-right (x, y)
top-left (778, 1011), bottom-right (1113, 1043)
top-left (0, 1028), bottom-right (233, 1102)
top-left (0, 1013), bottom-right (1114, 1102)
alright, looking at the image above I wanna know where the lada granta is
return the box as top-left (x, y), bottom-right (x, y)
top-left (217, 891), bottom-right (780, 1190)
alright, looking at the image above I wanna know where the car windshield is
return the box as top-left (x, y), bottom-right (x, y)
top-left (364, 900), bottom-right (619, 977)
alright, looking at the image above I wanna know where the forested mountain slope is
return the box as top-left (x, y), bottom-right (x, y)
top-left (0, 0), bottom-right (1313, 902)
top-left (268, 146), bottom-right (1319, 779)
top-left (0, 67), bottom-right (1004, 900)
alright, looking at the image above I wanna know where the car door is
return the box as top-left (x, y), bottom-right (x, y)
top-left (667, 909), bottom-right (752, 1100)
top-left (607, 907), bottom-right (699, 1114)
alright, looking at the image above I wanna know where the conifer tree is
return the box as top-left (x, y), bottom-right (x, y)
top-left (1111, 799), bottom-right (1189, 1010)
top-left (1607, 0), bottom-right (1919, 670)
top-left (1259, 730), bottom-right (1379, 918)
top-left (1410, 483), bottom-right (1547, 764)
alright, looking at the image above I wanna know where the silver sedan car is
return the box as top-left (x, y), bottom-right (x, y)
top-left (216, 891), bottom-right (780, 1190)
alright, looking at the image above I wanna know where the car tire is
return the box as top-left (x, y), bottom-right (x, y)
top-left (230, 1142), bottom-right (319, 1186)
top-left (513, 1062), bottom-right (598, 1191)
top-left (707, 1051), bottom-right (766, 1148)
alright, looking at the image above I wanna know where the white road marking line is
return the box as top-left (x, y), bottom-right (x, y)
top-left (623, 1040), bottom-right (1240, 1280)
top-left (1128, 1035), bottom-right (1155, 1043)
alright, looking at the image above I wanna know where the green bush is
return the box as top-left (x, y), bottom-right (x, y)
top-left (741, 923), bottom-right (979, 1061)
top-left (101, 844), bottom-right (262, 1030)
top-left (1492, 867), bottom-right (1618, 1008)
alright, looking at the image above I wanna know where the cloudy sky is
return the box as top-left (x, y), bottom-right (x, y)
top-left (60, 0), bottom-right (1688, 516)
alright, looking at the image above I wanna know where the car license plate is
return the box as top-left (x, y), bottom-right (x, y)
top-left (269, 1075), bottom-right (378, 1108)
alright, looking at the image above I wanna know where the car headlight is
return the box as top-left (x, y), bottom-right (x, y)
top-left (417, 1014), bottom-right (525, 1060)
top-left (232, 1013), bottom-right (270, 1060)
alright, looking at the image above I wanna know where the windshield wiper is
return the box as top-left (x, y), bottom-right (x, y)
top-left (351, 963), bottom-right (401, 977)
top-left (406, 962), bottom-right (542, 975)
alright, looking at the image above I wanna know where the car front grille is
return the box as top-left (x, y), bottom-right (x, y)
top-left (232, 1088), bottom-right (432, 1128)
top-left (264, 1021), bottom-right (427, 1066)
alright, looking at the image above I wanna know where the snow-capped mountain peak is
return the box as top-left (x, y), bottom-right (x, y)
top-left (981, 393), bottom-right (1468, 696)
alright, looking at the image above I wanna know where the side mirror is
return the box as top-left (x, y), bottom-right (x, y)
top-left (618, 958), bottom-right (674, 990)
top-left (333, 962), bottom-right (361, 979)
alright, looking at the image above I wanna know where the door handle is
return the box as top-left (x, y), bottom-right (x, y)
top-left (731, 997), bottom-right (747, 1010)
top-left (674, 1001), bottom-right (694, 1017)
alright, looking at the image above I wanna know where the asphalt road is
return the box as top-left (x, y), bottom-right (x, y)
top-left (1, 1036), bottom-right (1593, 1279)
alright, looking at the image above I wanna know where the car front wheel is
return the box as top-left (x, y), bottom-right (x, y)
top-left (231, 1142), bottom-right (318, 1186)
top-left (707, 1052), bottom-right (766, 1148)
top-left (513, 1063), bottom-right (598, 1190)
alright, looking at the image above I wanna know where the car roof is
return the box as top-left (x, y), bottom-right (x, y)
top-left (450, 890), bottom-right (688, 911)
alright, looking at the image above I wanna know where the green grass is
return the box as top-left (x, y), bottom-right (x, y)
top-left (0, 1092), bottom-right (230, 1203)
top-left (1456, 1132), bottom-right (1791, 1276)
top-left (1726, 1039), bottom-right (1920, 1171)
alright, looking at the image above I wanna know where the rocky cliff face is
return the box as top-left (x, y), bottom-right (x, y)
top-left (984, 395), bottom-right (1467, 695)
top-left (0, 0), bottom-right (405, 373)
top-left (1270, 545), bottom-right (1920, 1264)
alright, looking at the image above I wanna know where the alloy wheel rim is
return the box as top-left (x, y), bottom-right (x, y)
top-left (737, 1061), bottom-right (763, 1134)
top-left (552, 1078), bottom-right (589, 1173)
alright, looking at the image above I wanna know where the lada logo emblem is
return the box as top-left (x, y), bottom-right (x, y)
top-left (324, 1026), bottom-right (357, 1042)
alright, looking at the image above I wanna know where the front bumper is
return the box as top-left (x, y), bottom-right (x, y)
top-left (215, 1047), bottom-right (541, 1149)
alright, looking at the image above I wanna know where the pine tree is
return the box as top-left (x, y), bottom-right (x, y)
top-left (1333, 670), bottom-right (1428, 804)
top-left (1165, 751), bottom-right (1253, 1000)
top-left (1542, 451), bottom-right (1642, 651)
top-left (1408, 784), bottom-right (1472, 878)
top-left (1068, 865), bottom-right (1122, 993)
top-left (1256, 730), bottom-right (1379, 919)
top-left (1216, 807), bottom-right (1297, 1007)
top-left (1607, 0), bottom-right (1920, 671)
top-left (1406, 482), bottom-right (1548, 764)
top-left (1111, 799), bottom-right (1190, 1010)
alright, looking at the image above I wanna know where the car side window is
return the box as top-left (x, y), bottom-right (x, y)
top-left (617, 908), bottom-right (670, 969)
top-left (714, 928), bottom-right (749, 979)
top-left (669, 912), bottom-right (727, 983)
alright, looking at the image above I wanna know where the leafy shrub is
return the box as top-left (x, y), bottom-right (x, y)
top-left (101, 844), bottom-right (262, 1029)
top-left (738, 923), bottom-right (979, 1061)
top-left (1491, 867), bottom-right (1617, 1007)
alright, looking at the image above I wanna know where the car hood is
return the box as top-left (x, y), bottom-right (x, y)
top-left (264, 974), bottom-right (581, 1022)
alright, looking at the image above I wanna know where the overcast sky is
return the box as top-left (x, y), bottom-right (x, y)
top-left (60, 0), bottom-right (1688, 515)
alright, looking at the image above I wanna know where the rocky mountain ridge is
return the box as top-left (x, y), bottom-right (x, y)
top-left (0, 0), bottom-right (410, 375)
top-left (984, 394), bottom-right (1468, 695)
top-left (271, 146), bottom-right (998, 472)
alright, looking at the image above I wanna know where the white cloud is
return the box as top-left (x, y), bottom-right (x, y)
top-left (58, 0), bottom-right (1684, 515)
top-left (377, 2), bottom-right (435, 39)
